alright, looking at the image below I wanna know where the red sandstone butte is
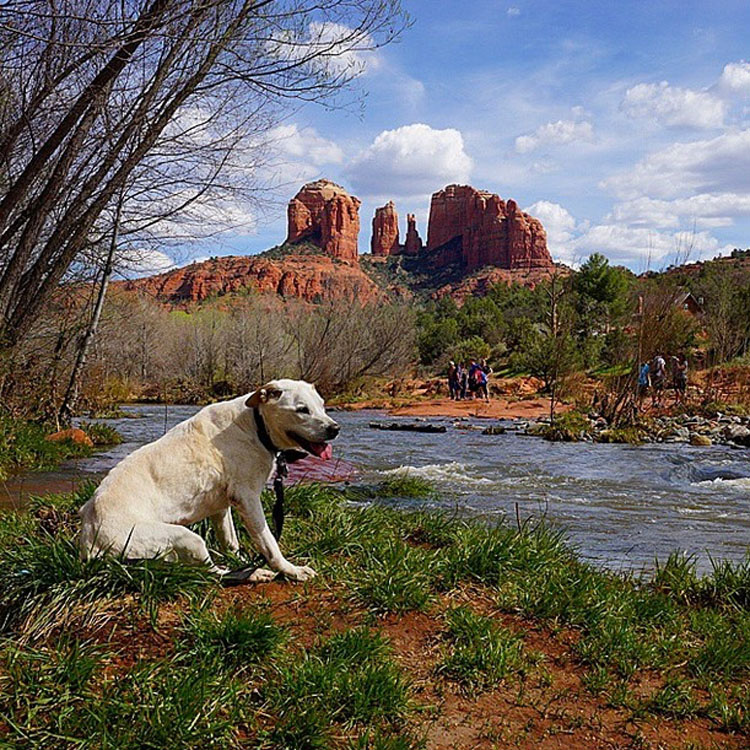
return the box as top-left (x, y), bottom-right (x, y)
top-left (426, 184), bottom-right (552, 271)
top-left (118, 254), bottom-right (380, 307)
top-left (287, 179), bottom-right (361, 264)
top-left (404, 213), bottom-right (423, 255)
top-left (371, 201), bottom-right (400, 256)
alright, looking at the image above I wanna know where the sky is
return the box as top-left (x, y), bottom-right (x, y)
top-left (143, 0), bottom-right (750, 275)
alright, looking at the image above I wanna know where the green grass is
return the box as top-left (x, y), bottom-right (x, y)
top-left (78, 421), bottom-right (124, 446)
top-left (437, 606), bottom-right (526, 690)
top-left (349, 538), bottom-right (435, 614)
top-left (1, 480), bottom-right (750, 745)
top-left (181, 600), bottom-right (287, 670)
top-left (0, 639), bottom-right (245, 749)
top-left (0, 483), bottom-right (216, 637)
top-left (263, 627), bottom-right (411, 748)
top-left (0, 416), bottom-right (93, 479)
top-left (373, 473), bottom-right (438, 499)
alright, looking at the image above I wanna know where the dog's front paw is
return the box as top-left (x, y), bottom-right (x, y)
top-left (283, 564), bottom-right (317, 582)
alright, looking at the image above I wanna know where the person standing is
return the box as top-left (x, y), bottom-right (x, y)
top-left (459, 362), bottom-right (469, 400)
top-left (651, 353), bottom-right (666, 408)
top-left (637, 361), bottom-right (650, 411)
top-left (480, 358), bottom-right (492, 401)
top-left (674, 354), bottom-right (688, 404)
top-left (447, 360), bottom-right (458, 399)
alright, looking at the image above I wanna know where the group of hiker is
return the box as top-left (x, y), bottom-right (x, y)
top-left (638, 353), bottom-right (689, 409)
top-left (447, 359), bottom-right (491, 402)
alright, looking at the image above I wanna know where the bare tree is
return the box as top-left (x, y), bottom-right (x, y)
top-left (0, 0), bottom-right (408, 350)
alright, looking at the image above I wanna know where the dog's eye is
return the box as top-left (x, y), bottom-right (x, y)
top-left (296, 405), bottom-right (310, 414)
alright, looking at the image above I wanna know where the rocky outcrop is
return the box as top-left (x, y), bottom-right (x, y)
top-left (46, 428), bottom-right (93, 448)
top-left (119, 254), bottom-right (380, 307)
top-left (404, 213), bottom-right (423, 255)
top-left (371, 201), bottom-right (400, 256)
top-left (287, 179), bottom-right (361, 264)
top-left (426, 184), bottom-right (552, 272)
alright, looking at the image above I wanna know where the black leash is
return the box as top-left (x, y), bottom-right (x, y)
top-left (223, 409), bottom-right (301, 586)
top-left (253, 406), bottom-right (306, 541)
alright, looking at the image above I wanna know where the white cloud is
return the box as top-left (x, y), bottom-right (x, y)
top-left (268, 124), bottom-right (343, 166)
top-left (348, 123), bottom-right (473, 198)
top-left (507, 7), bottom-right (521, 17)
top-left (719, 61), bottom-right (750, 96)
top-left (260, 123), bottom-right (344, 191)
top-left (572, 224), bottom-right (730, 267)
top-left (524, 200), bottom-right (734, 270)
top-left (603, 129), bottom-right (750, 200)
top-left (515, 119), bottom-right (594, 153)
top-left (525, 200), bottom-right (580, 264)
top-left (116, 248), bottom-right (175, 277)
top-left (306, 21), bottom-right (381, 76)
top-left (621, 81), bottom-right (725, 129)
top-left (610, 193), bottom-right (750, 229)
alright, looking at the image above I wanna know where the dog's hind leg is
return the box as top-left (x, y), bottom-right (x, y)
top-left (119, 522), bottom-right (227, 575)
top-left (210, 508), bottom-right (240, 554)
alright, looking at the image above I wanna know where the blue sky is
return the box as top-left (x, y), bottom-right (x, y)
top-left (156, 1), bottom-right (750, 273)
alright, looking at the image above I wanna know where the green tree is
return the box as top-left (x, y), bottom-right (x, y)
top-left (574, 253), bottom-right (631, 337)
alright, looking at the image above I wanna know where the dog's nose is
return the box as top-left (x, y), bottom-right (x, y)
top-left (326, 422), bottom-right (340, 440)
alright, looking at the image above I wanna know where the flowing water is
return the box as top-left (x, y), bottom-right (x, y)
top-left (3, 405), bottom-right (749, 574)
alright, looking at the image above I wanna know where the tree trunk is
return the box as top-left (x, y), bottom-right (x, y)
top-left (58, 193), bottom-right (123, 424)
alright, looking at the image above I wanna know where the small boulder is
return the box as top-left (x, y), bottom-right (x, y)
top-left (482, 425), bottom-right (506, 435)
top-left (671, 426), bottom-right (690, 442)
top-left (689, 433), bottom-right (712, 447)
top-left (723, 424), bottom-right (750, 446)
top-left (46, 428), bottom-right (94, 448)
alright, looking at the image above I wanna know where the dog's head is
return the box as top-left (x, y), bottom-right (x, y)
top-left (246, 379), bottom-right (339, 459)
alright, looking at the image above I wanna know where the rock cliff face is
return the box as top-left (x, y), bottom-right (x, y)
top-left (287, 179), bottom-right (360, 264)
top-left (426, 184), bottom-right (551, 271)
top-left (371, 201), bottom-right (400, 256)
top-left (119, 254), bottom-right (380, 307)
top-left (404, 214), bottom-right (423, 255)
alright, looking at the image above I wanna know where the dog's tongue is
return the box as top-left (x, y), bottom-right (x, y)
top-left (310, 442), bottom-right (333, 461)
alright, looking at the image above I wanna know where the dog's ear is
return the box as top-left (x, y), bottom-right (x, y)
top-left (245, 385), bottom-right (283, 408)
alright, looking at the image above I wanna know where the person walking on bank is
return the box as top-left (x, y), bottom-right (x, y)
top-left (447, 360), bottom-right (458, 400)
top-left (673, 354), bottom-right (688, 405)
top-left (651, 353), bottom-right (666, 408)
top-left (637, 361), bottom-right (650, 411)
top-left (459, 362), bottom-right (469, 400)
top-left (480, 358), bottom-right (492, 401)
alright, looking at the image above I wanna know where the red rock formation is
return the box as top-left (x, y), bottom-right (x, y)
top-left (371, 201), bottom-right (400, 256)
top-left (403, 214), bottom-right (423, 255)
top-left (426, 184), bottom-right (551, 272)
top-left (118, 254), bottom-right (380, 307)
top-left (286, 179), bottom-right (361, 264)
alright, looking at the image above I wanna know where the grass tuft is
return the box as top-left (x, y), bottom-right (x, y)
top-left (437, 606), bottom-right (525, 690)
top-left (350, 539), bottom-right (434, 614)
top-left (266, 627), bottom-right (411, 735)
top-left (182, 601), bottom-right (286, 670)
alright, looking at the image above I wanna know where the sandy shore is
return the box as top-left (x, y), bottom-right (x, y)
top-left (340, 396), bottom-right (555, 420)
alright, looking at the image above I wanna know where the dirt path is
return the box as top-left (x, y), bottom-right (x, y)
top-left (342, 396), bottom-right (556, 420)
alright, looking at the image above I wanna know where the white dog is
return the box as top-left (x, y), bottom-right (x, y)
top-left (79, 379), bottom-right (339, 582)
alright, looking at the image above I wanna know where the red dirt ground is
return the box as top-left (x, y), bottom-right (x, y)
top-left (79, 580), bottom-right (746, 750)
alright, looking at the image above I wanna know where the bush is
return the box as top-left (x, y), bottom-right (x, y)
top-left (78, 421), bottom-right (123, 446)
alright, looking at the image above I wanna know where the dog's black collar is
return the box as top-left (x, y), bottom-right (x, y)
top-left (253, 406), bottom-right (280, 457)
top-left (253, 407), bottom-right (307, 464)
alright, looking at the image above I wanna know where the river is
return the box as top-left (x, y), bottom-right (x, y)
top-left (3, 404), bottom-right (749, 574)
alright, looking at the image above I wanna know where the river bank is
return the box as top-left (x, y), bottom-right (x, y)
top-left (0, 480), bottom-right (748, 749)
top-left (4, 405), bottom-right (749, 572)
